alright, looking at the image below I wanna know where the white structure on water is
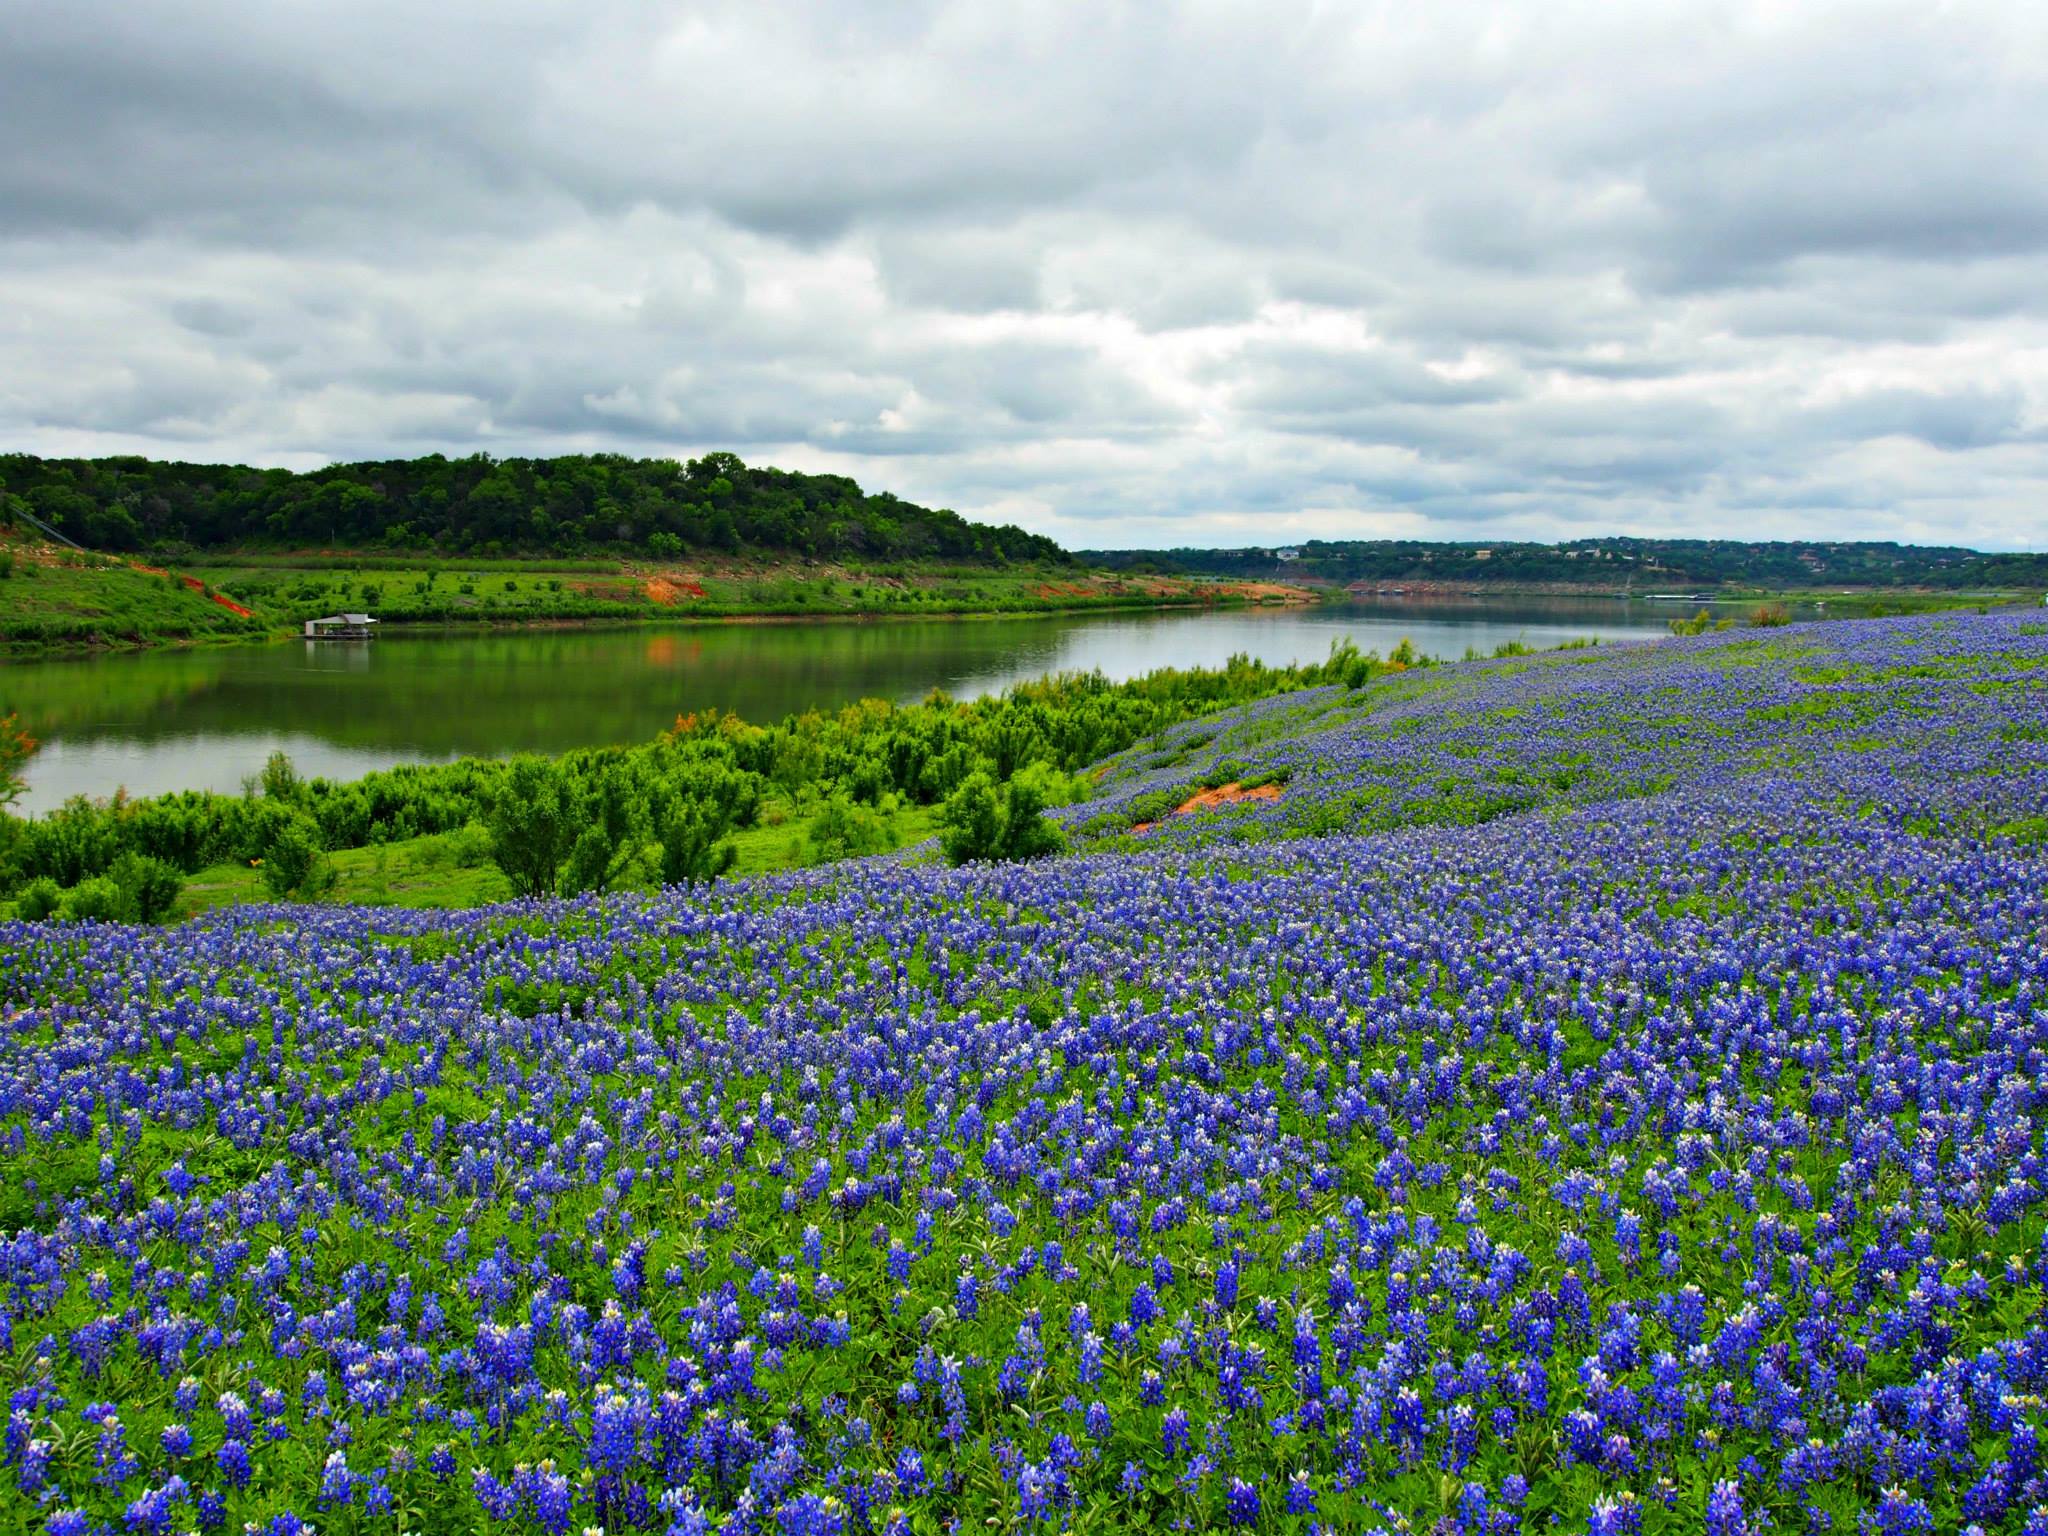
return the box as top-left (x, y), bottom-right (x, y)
top-left (303, 612), bottom-right (377, 640)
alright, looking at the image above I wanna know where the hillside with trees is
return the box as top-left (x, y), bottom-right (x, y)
top-left (1087, 535), bottom-right (2048, 591)
top-left (0, 450), bottom-right (1068, 564)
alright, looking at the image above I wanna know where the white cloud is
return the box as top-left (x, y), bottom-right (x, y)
top-left (1, 0), bottom-right (2044, 547)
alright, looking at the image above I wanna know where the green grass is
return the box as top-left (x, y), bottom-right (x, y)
top-left (155, 792), bottom-right (949, 917)
top-left (205, 556), bottom-right (1278, 626)
top-left (0, 538), bottom-right (267, 651)
top-left (2, 540), bottom-right (1297, 654)
top-left (180, 837), bottom-right (513, 912)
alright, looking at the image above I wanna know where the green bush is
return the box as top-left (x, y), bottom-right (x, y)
top-left (260, 813), bottom-right (332, 899)
top-left (259, 749), bottom-right (303, 801)
top-left (109, 851), bottom-right (183, 923)
top-left (997, 771), bottom-right (1066, 861)
top-left (939, 770), bottom-right (1066, 866)
top-left (938, 773), bottom-right (1005, 864)
top-left (448, 820), bottom-right (494, 867)
top-left (806, 792), bottom-right (893, 864)
top-left (15, 876), bottom-right (61, 921)
top-left (560, 757), bottom-right (649, 896)
top-left (488, 757), bottom-right (580, 899)
top-left (60, 876), bottom-right (124, 922)
top-left (656, 795), bottom-right (738, 886)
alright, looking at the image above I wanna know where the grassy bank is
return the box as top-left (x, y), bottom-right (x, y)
top-left (0, 538), bottom-right (1307, 655)
top-left (0, 648), bottom-right (1345, 919)
top-left (0, 532), bottom-right (270, 651)
top-left (169, 791), bottom-right (948, 913)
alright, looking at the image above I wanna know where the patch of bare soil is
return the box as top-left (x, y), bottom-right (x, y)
top-left (1132, 780), bottom-right (1285, 833)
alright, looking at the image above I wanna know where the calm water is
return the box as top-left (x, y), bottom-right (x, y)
top-left (4, 598), bottom-right (1674, 814)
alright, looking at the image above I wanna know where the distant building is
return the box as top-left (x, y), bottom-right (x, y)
top-left (304, 612), bottom-right (378, 640)
top-left (1274, 547), bottom-right (1302, 562)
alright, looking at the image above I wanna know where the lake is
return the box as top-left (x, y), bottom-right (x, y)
top-left (4, 597), bottom-right (1676, 814)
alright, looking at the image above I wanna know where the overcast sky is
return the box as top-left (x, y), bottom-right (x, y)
top-left (2, 1), bottom-right (2044, 549)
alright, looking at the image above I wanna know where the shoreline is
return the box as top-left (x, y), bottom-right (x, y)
top-left (1, 585), bottom-right (1316, 662)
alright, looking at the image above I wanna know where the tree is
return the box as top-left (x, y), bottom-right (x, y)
top-left (997, 769), bottom-right (1066, 861)
top-left (488, 756), bottom-right (580, 899)
top-left (15, 878), bottom-right (61, 921)
top-left (938, 772), bottom-right (1006, 864)
top-left (655, 793), bottom-right (738, 886)
top-left (109, 851), bottom-right (184, 923)
top-left (259, 749), bottom-right (302, 801)
top-left (560, 758), bottom-right (649, 895)
top-left (260, 813), bottom-right (333, 900)
top-left (939, 769), bottom-right (1068, 866)
top-left (0, 713), bottom-right (32, 811)
top-left (806, 792), bottom-right (892, 864)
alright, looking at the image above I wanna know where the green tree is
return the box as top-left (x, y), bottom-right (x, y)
top-left (260, 813), bottom-right (333, 899)
top-left (806, 792), bottom-right (893, 864)
top-left (998, 769), bottom-right (1067, 861)
top-left (259, 749), bottom-right (302, 801)
top-left (62, 875), bottom-right (127, 921)
top-left (108, 851), bottom-right (184, 923)
top-left (938, 772), bottom-right (1006, 864)
top-left (15, 878), bottom-right (61, 921)
top-left (939, 769), bottom-right (1067, 866)
top-left (0, 713), bottom-right (32, 811)
top-left (655, 793), bottom-right (738, 886)
top-left (560, 758), bottom-right (649, 895)
top-left (488, 756), bottom-right (580, 899)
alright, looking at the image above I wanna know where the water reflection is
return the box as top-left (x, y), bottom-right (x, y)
top-left (6, 599), bottom-right (1679, 813)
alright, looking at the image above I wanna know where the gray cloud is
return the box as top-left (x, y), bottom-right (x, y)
top-left (1, 0), bottom-right (2045, 547)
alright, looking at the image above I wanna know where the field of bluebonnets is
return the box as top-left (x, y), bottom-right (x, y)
top-left (2, 609), bottom-right (2047, 1536)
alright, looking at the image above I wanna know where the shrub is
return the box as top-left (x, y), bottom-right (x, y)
top-left (19, 796), bottom-right (124, 886)
top-left (60, 876), bottom-right (124, 922)
top-left (997, 771), bottom-right (1066, 861)
top-left (488, 757), bottom-right (580, 899)
top-left (1748, 602), bottom-right (1792, 628)
top-left (806, 793), bottom-right (893, 864)
top-left (0, 713), bottom-right (33, 811)
top-left (560, 759), bottom-right (649, 896)
top-left (260, 814), bottom-right (332, 900)
top-left (109, 851), bottom-right (183, 924)
top-left (259, 750), bottom-right (302, 802)
top-left (938, 772), bottom-right (1005, 864)
top-left (939, 770), bottom-right (1066, 866)
top-left (1669, 609), bottom-right (1736, 637)
top-left (656, 794), bottom-right (738, 885)
top-left (448, 820), bottom-right (494, 868)
top-left (15, 876), bottom-right (61, 921)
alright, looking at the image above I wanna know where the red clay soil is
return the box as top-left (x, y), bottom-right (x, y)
top-left (187, 577), bottom-right (255, 617)
top-left (643, 576), bottom-right (708, 603)
top-left (1131, 780), bottom-right (1284, 833)
top-left (1033, 581), bottom-right (1100, 600)
top-left (135, 565), bottom-right (256, 617)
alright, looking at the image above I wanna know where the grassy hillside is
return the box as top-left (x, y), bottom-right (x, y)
top-left (0, 536), bottom-right (1301, 654)
top-left (0, 612), bottom-right (2043, 1533)
top-left (0, 528), bottom-right (269, 649)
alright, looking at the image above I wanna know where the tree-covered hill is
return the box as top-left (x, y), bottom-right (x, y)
top-left (0, 450), bottom-right (1069, 564)
top-left (1087, 535), bottom-right (2048, 591)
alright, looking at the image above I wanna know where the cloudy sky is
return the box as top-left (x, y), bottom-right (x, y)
top-left (2, 1), bottom-right (2044, 549)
